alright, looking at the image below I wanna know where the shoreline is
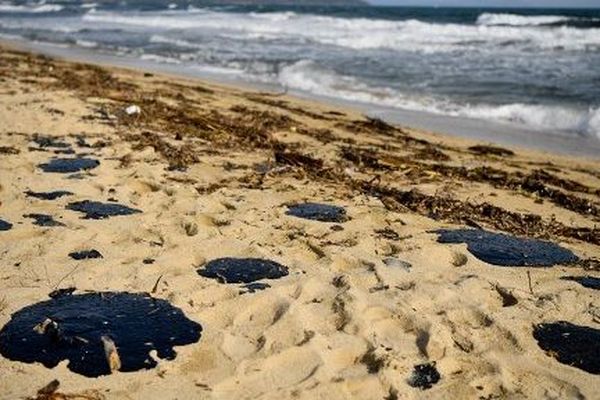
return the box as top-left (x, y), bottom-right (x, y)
top-left (4, 37), bottom-right (600, 160)
top-left (1, 43), bottom-right (599, 399)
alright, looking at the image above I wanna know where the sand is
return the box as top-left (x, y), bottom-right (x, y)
top-left (0, 44), bottom-right (599, 399)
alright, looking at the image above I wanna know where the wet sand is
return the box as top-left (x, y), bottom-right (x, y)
top-left (0, 44), bottom-right (599, 399)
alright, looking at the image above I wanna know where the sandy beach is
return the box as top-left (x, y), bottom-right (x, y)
top-left (0, 44), bottom-right (599, 399)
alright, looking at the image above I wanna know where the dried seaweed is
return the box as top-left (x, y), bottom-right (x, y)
top-left (468, 145), bottom-right (515, 157)
top-left (275, 148), bottom-right (323, 169)
top-left (0, 145), bottom-right (20, 155)
top-left (129, 131), bottom-right (200, 170)
top-left (340, 146), bottom-right (391, 170)
top-left (361, 185), bottom-right (600, 246)
top-left (243, 94), bottom-right (333, 121)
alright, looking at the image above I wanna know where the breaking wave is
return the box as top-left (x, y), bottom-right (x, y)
top-left (277, 60), bottom-right (600, 138)
top-left (477, 13), bottom-right (575, 26)
top-left (0, 2), bottom-right (63, 13)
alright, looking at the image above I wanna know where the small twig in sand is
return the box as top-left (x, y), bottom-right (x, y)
top-left (527, 271), bottom-right (534, 295)
top-left (53, 264), bottom-right (82, 290)
top-left (151, 274), bottom-right (163, 294)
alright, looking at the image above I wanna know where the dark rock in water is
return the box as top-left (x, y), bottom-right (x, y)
top-left (0, 218), bottom-right (12, 231)
top-left (25, 190), bottom-right (73, 200)
top-left (39, 158), bottom-right (99, 173)
top-left (435, 229), bottom-right (577, 267)
top-left (69, 250), bottom-right (103, 260)
top-left (240, 282), bottom-right (271, 294)
top-left (24, 214), bottom-right (64, 227)
top-left (407, 362), bottom-right (441, 390)
top-left (286, 202), bottom-right (348, 223)
top-left (32, 135), bottom-right (70, 149)
top-left (560, 276), bottom-right (600, 290)
top-left (0, 292), bottom-right (202, 377)
top-left (198, 258), bottom-right (288, 284)
top-left (48, 287), bottom-right (76, 299)
top-left (533, 321), bottom-right (600, 374)
top-left (66, 200), bottom-right (141, 220)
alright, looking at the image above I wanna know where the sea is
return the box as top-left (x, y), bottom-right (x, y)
top-left (1, 1), bottom-right (599, 152)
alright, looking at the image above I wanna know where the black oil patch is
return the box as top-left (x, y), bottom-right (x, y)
top-left (0, 292), bottom-right (202, 377)
top-left (407, 362), bottom-right (441, 390)
top-left (69, 250), bottom-right (103, 260)
top-left (286, 203), bottom-right (348, 223)
top-left (32, 135), bottom-right (71, 149)
top-left (66, 201), bottom-right (141, 220)
top-left (197, 258), bottom-right (288, 284)
top-left (48, 287), bottom-right (76, 299)
top-left (39, 158), bottom-right (100, 173)
top-left (239, 282), bottom-right (271, 294)
top-left (53, 148), bottom-right (76, 155)
top-left (0, 218), bottom-right (12, 231)
top-left (24, 214), bottom-right (65, 227)
top-left (560, 276), bottom-right (600, 290)
top-left (533, 321), bottom-right (600, 374)
top-left (25, 190), bottom-right (73, 200)
top-left (435, 229), bottom-right (578, 267)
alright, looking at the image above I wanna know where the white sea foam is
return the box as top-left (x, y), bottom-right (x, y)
top-left (75, 39), bottom-right (97, 48)
top-left (0, 3), bottom-right (63, 13)
top-left (476, 13), bottom-right (575, 26)
top-left (139, 53), bottom-right (180, 64)
top-left (460, 104), bottom-right (600, 138)
top-left (149, 34), bottom-right (202, 49)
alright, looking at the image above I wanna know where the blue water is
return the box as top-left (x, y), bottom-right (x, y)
top-left (1, 1), bottom-right (599, 140)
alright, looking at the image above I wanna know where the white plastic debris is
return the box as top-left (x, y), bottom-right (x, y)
top-left (125, 105), bottom-right (141, 115)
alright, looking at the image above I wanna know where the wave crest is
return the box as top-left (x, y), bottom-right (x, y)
top-left (0, 3), bottom-right (63, 13)
top-left (476, 13), bottom-right (574, 27)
